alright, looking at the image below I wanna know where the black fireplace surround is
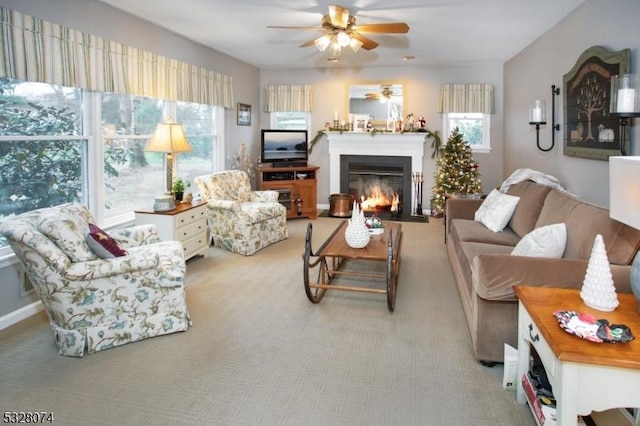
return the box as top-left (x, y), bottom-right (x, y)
top-left (339, 155), bottom-right (413, 215)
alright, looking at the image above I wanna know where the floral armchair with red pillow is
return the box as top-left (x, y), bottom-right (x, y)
top-left (0, 202), bottom-right (191, 356)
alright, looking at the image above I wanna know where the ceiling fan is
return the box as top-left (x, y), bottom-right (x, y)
top-left (365, 85), bottom-right (394, 101)
top-left (267, 4), bottom-right (409, 57)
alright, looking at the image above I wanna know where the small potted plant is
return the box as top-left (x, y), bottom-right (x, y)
top-left (172, 177), bottom-right (191, 202)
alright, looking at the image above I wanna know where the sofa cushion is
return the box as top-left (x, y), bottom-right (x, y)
top-left (449, 218), bottom-right (521, 247)
top-left (536, 190), bottom-right (640, 265)
top-left (506, 181), bottom-right (555, 238)
top-left (511, 223), bottom-right (567, 258)
top-left (474, 189), bottom-right (520, 232)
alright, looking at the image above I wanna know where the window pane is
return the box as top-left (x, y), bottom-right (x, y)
top-left (176, 102), bottom-right (216, 187)
top-left (102, 93), bottom-right (165, 218)
top-left (0, 79), bottom-right (85, 223)
top-left (273, 112), bottom-right (310, 129)
top-left (449, 117), bottom-right (483, 145)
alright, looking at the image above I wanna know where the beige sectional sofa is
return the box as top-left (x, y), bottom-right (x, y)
top-left (445, 180), bottom-right (640, 364)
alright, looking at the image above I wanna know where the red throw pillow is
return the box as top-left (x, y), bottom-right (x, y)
top-left (85, 223), bottom-right (128, 258)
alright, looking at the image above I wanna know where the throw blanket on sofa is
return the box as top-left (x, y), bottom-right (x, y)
top-left (499, 168), bottom-right (566, 193)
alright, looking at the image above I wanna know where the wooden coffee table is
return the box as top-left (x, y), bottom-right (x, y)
top-left (302, 220), bottom-right (403, 311)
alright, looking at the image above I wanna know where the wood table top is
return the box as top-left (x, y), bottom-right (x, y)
top-left (318, 220), bottom-right (402, 261)
top-left (515, 286), bottom-right (640, 370)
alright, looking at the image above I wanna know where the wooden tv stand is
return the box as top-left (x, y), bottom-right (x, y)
top-left (257, 164), bottom-right (319, 219)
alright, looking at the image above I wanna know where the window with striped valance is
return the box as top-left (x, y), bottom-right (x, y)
top-left (0, 7), bottom-right (234, 108)
top-left (437, 83), bottom-right (494, 114)
top-left (264, 85), bottom-right (314, 112)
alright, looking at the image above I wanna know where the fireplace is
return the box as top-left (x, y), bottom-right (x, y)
top-left (326, 132), bottom-right (428, 215)
top-left (340, 155), bottom-right (412, 215)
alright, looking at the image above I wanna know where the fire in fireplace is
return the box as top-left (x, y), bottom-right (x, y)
top-left (340, 155), bottom-right (412, 215)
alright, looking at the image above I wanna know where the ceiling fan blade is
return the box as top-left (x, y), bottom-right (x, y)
top-left (267, 25), bottom-right (324, 31)
top-left (299, 38), bottom-right (319, 48)
top-left (328, 4), bottom-right (350, 29)
top-left (350, 32), bottom-right (379, 50)
top-left (352, 23), bottom-right (409, 34)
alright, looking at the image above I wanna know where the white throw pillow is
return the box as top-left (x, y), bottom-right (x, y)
top-left (511, 223), bottom-right (567, 258)
top-left (474, 189), bottom-right (521, 232)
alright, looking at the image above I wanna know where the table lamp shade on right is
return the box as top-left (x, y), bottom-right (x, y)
top-left (610, 156), bottom-right (640, 313)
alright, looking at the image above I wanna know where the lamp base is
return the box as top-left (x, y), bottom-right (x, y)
top-left (629, 251), bottom-right (640, 314)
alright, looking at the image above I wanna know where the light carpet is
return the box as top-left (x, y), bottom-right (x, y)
top-left (0, 217), bottom-right (535, 426)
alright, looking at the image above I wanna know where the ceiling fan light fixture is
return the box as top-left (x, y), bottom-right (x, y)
top-left (336, 31), bottom-right (351, 47)
top-left (314, 34), bottom-right (332, 51)
top-left (329, 41), bottom-right (342, 58)
top-left (349, 37), bottom-right (363, 53)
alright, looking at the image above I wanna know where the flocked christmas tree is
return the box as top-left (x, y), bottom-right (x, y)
top-left (431, 127), bottom-right (482, 217)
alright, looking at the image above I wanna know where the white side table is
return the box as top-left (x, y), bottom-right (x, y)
top-left (135, 200), bottom-right (208, 260)
top-left (515, 286), bottom-right (640, 425)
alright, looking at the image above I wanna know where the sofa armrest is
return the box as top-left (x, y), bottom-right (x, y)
top-left (110, 224), bottom-right (161, 248)
top-left (472, 254), bottom-right (632, 302)
top-left (250, 190), bottom-right (279, 203)
top-left (207, 199), bottom-right (241, 212)
top-left (445, 198), bottom-right (484, 236)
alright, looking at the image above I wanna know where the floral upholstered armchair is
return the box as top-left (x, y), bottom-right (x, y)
top-left (0, 202), bottom-right (192, 357)
top-left (194, 170), bottom-right (288, 256)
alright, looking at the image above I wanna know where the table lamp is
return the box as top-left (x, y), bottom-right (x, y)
top-left (145, 118), bottom-right (192, 194)
top-left (609, 156), bottom-right (640, 313)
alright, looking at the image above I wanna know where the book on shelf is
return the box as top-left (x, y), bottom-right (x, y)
top-left (521, 371), bottom-right (587, 426)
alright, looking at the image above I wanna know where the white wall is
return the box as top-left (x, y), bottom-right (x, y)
top-left (504, 0), bottom-right (640, 206)
top-left (260, 64), bottom-right (504, 207)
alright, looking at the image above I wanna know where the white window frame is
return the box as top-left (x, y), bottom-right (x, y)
top-left (442, 112), bottom-right (491, 153)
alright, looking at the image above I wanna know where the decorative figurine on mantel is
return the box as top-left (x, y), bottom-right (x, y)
top-left (580, 234), bottom-right (619, 312)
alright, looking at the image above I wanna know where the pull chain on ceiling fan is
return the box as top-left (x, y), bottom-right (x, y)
top-left (267, 4), bottom-right (409, 59)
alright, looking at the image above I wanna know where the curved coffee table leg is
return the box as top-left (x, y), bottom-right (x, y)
top-left (386, 229), bottom-right (396, 312)
top-left (303, 223), bottom-right (328, 303)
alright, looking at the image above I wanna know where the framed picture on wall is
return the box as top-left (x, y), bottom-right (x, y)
top-left (237, 103), bottom-right (251, 126)
top-left (563, 46), bottom-right (631, 160)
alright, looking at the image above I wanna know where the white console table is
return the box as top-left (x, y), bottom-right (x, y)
top-left (515, 286), bottom-right (640, 425)
top-left (135, 200), bottom-right (208, 261)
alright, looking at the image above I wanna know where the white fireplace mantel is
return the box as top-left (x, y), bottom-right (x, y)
top-left (326, 132), bottom-right (427, 207)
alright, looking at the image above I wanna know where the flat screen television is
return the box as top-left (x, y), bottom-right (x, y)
top-left (260, 129), bottom-right (308, 167)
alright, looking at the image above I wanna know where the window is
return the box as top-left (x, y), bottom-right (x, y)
top-left (0, 78), bottom-right (223, 260)
top-left (442, 112), bottom-right (491, 153)
top-left (270, 112), bottom-right (311, 130)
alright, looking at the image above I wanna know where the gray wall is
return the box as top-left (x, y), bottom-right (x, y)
top-left (259, 65), bottom-right (505, 208)
top-left (504, 0), bottom-right (640, 206)
top-left (0, 0), bottom-right (260, 319)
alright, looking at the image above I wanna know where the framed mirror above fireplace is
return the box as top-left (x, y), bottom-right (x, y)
top-left (348, 82), bottom-right (404, 129)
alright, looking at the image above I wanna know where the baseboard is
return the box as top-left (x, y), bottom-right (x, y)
top-left (0, 300), bottom-right (43, 331)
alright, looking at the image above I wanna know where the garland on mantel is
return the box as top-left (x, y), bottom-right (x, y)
top-left (308, 128), bottom-right (441, 156)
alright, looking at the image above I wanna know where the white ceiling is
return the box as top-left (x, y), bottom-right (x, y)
top-left (98, 0), bottom-right (585, 69)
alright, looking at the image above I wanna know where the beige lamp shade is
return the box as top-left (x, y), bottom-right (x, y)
top-left (145, 119), bottom-right (192, 153)
top-left (609, 156), bottom-right (640, 230)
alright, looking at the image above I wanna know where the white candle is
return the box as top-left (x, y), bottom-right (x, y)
top-left (617, 88), bottom-right (636, 113)
top-left (334, 110), bottom-right (338, 121)
top-left (531, 107), bottom-right (542, 122)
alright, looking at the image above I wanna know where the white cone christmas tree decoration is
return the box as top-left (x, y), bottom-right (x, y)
top-left (580, 234), bottom-right (619, 311)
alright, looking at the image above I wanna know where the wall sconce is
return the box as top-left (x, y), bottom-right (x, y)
top-left (144, 118), bottom-right (192, 194)
top-left (551, 84), bottom-right (560, 148)
top-left (529, 99), bottom-right (547, 151)
top-left (610, 74), bottom-right (640, 156)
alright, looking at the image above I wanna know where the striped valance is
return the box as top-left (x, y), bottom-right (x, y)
top-left (437, 83), bottom-right (494, 114)
top-left (0, 7), bottom-right (234, 108)
top-left (264, 84), bottom-right (313, 112)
